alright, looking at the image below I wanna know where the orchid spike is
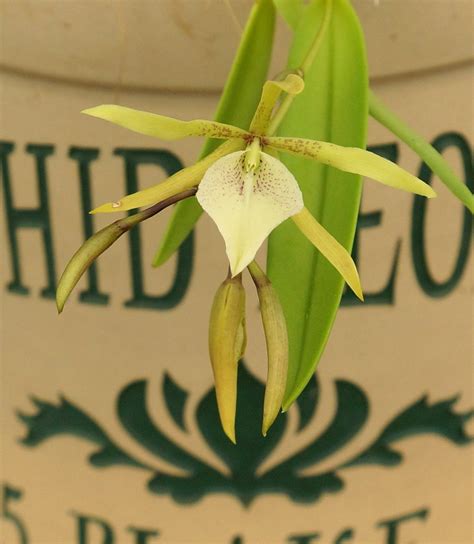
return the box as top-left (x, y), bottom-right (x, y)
top-left (61, 71), bottom-right (438, 441)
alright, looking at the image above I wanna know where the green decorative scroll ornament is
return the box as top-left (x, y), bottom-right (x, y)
top-left (18, 364), bottom-right (473, 506)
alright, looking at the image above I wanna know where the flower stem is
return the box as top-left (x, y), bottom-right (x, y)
top-left (121, 187), bottom-right (198, 227)
top-left (369, 90), bottom-right (474, 213)
top-left (248, 260), bottom-right (269, 288)
top-left (266, 0), bottom-right (333, 136)
top-left (299, 0), bottom-right (333, 76)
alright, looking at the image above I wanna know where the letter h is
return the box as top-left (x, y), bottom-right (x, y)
top-left (0, 142), bottom-right (56, 298)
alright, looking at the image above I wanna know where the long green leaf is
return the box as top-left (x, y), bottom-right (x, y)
top-left (152, 0), bottom-right (275, 267)
top-left (273, 0), bottom-right (305, 30)
top-left (267, 0), bottom-right (368, 409)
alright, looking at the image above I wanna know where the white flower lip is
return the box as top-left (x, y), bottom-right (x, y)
top-left (196, 150), bottom-right (304, 276)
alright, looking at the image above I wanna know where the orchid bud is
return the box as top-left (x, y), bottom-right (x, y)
top-left (248, 261), bottom-right (288, 436)
top-left (208, 274), bottom-right (246, 444)
top-left (56, 189), bottom-right (196, 313)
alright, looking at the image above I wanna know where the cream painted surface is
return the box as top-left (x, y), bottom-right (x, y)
top-left (0, 0), bottom-right (472, 90)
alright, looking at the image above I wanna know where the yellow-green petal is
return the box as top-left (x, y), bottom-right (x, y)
top-left (267, 137), bottom-right (437, 198)
top-left (196, 151), bottom-right (303, 276)
top-left (83, 105), bottom-right (250, 141)
top-left (91, 140), bottom-right (244, 213)
top-left (292, 207), bottom-right (363, 301)
top-left (249, 74), bottom-right (305, 135)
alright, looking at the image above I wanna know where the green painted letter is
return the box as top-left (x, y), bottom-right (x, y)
top-left (0, 142), bottom-right (57, 298)
top-left (69, 146), bottom-right (109, 306)
top-left (74, 513), bottom-right (114, 544)
top-left (1, 484), bottom-right (28, 544)
top-left (114, 148), bottom-right (194, 310)
top-left (412, 133), bottom-right (473, 297)
top-left (377, 508), bottom-right (428, 544)
top-left (127, 526), bottom-right (160, 544)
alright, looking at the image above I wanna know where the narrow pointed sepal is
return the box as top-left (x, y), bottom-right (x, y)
top-left (196, 151), bottom-right (304, 276)
top-left (249, 74), bottom-right (304, 135)
top-left (248, 261), bottom-right (288, 436)
top-left (292, 208), bottom-right (364, 301)
top-left (208, 275), bottom-right (246, 444)
top-left (267, 137), bottom-right (437, 198)
top-left (91, 140), bottom-right (244, 213)
top-left (82, 105), bottom-right (250, 141)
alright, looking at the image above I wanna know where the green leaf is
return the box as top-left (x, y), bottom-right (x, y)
top-left (273, 0), bottom-right (305, 30)
top-left (267, 0), bottom-right (368, 409)
top-left (153, 0), bottom-right (276, 267)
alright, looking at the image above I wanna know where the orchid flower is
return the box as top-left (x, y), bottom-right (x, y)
top-left (59, 74), bottom-right (436, 442)
top-left (83, 74), bottom-right (435, 303)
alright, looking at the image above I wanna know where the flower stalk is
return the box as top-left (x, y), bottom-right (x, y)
top-left (369, 90), bottom-right (474, 213)
top-left (266, 0), bottom-right (333, 137)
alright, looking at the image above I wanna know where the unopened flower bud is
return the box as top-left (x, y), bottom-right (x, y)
top-left (208, 274), bottom-right (246, 444)
top-left (248, 261), bottom-right (288, 436)
top-left (56, 189), bottom-right (196, 313)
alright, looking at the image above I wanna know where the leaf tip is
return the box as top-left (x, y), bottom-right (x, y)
top-left (151, 244), bottom-right (166, 267)
top-left (152, 248), bottom-right (171, 268)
